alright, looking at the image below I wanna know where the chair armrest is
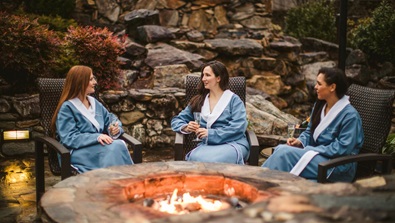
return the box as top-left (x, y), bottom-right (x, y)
top-left (317, 153), bottom-right (393, 183)
top-left (246, 130), bottom-right (261, 166)
top-left (34, 135), bottom-right (71, 179)
top-left (34, 135), bottom-right (71, 208)
top-left (120, 133), bottom-right (143, 163)
top-left (174, 132), bottom-right (185, 161)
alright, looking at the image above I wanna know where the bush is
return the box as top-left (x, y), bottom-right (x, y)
top-left (35, 14), bottom-right (78, 32)
top-left (284, 1), bottom-right (336, 43)
top-left (65, 26), bottom-right (126, 91)
top-left (349, 1), bottom-right (395, 65)
top-left (24, 0), bottom-right (75, 18)
top-left (383, 133), bottom-right (395, 163)
top-left (0, 11), bottom-right (62, 93)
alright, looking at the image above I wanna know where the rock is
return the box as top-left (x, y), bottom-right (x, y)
top-left (247, 73), bottom-right (286, 95)
top-left (124, 9), bottom-right (160, 39)
top-left (137, 25), bottom-right (176, 44)
top-left (153, 64), bottom-right (190, 88)
top-left (346, 49), bottom-right (367, 66)
top-left (144, 43), bottom-right (204, 71)
top-left (204, 38), bottom-right (263, 56)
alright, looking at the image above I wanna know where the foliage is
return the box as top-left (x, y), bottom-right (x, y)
top-left (65, 26), bottom-right (126, 90)
top-left (284, 0), bottom-right (336, 43)
top-left (0, 11), bottom-right (62, 93)
top-left (35, 14), bottom-right (78, 32)
top-left (24, 0), bottom-right (75, 18)
top-left (349, 1), bottom-right (395, 65)
top-left (382, 133), bottom-right (395, 160)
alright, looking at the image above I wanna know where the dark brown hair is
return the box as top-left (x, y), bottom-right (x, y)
top-left (189, 61), bottom-right (229, 112)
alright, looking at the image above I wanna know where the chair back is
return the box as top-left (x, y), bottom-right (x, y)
top-left (182, 75), bottom-right (246, 155)
top-left (37, 78), bottom-right (66, 175)
top-left (347, 84), bottom-right (395, 177)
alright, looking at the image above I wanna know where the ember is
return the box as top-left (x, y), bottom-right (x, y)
top-left (144, 188), bottom-right (244, 215)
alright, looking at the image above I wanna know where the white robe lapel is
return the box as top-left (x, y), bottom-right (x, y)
top-left (313, 95), bottom-right (350, 141)
top-left (69, 96), bottom-right (100, 132)
top-left (201, 90), bottom-right (234, 129)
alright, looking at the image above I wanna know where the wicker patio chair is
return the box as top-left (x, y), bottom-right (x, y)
top-left (174, 75), bottom-right (260, 165)
top-left (35, 78), bottom-right (142, 206)
top-left (317, 84), bottom-right (395, 183)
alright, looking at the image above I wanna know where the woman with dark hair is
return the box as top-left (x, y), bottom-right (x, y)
top-left (262, 67), bottom-right (364, 182)
top-left (171, 61), bottom-right (249, 164)
top-left (51, 65), bottom-right (133, 173)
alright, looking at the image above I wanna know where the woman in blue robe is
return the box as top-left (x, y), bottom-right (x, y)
top-left (51, 65), bottom-right (133, 173)
top-left (171, 61), bottom-right (249, 164)
top-left (262, 67), bottom-right (364, 182)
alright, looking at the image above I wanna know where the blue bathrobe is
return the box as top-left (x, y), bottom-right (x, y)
top-left (56, 96), bottom-right (133, 173)
top-left (171, 91), bottom-right (249, 164)
top-left (262, 102), bottom-right (364, 182)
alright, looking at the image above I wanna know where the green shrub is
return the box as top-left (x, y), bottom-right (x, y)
top-left (24, 0), bottom-right (75, 18)
top-left (349, 1), bottom-right (395, 65)
top-left (65, 26), bottom-right (125, 91)
top-left (0, 11), bottom-right (62, 93)
top-left (35, 14), bottom-right (78, 32)
top-left (284, 1), bottom-right (336, 43)
top-left (383, 133), bottom-right (395, 161)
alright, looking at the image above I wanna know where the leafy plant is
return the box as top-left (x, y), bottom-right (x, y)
top-left (0, 11), bottom-right (62, 93)
top-left (349, 0), bottom-right (395, 65)
top-left (35, 14), bottom-right (78, 32)
top-left (65, 26), bottom-right (126, 91)
top-left (285, 0), bottom-right (337, 43)
top-left (382, 133), bottom-right (395, 160)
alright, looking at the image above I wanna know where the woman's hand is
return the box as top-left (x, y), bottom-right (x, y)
top-left (108, 122), bottom-right (120, 138)
top-left (98, 134), bottom-right (113, 145)
top-left (185, 121), bottom-right (200, 133)
top-left (196, 128), bottom-right (208, 139)
top-left (287, 137), bottom-right (302, 147)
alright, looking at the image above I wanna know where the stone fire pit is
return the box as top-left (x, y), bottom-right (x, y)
top-left (39, 161), bottom-right (395, 223)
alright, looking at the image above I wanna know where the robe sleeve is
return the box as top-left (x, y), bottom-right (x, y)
top-left (207, 96), bottom-right (247, 145)
top-left (298, 116), bottom-right (312, 147)
top-left (304, 111), bottom-right (363, 158)
top-left (171, 105), bottom-right (194, 133)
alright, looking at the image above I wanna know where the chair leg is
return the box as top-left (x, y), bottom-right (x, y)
top-left (174, 133), bottom-right (185, 161)
top-left (246, 130), bottom-right (260, 166)
top-left (35, 140), bottom-right (45, 211)
top-left (133, 144), bottom-right (143, 164)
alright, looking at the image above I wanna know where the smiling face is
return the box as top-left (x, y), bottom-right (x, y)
top-left (85, 73), bottom-right (97, 95)
top-left (202, 66), bottom-right (221, 91)
top-left (315, 73), bottom-right (335, 101)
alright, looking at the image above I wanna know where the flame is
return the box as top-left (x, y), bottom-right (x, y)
top-left (156, 188), bottom-right (225, 215)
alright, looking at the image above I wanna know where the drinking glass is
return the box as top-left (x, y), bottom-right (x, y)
top-left (193, 112), bottom-right (202, 141)
top-left (287, 123), bottom-right (296, 138)
top-left (108, 114), bottom-right (119, 139)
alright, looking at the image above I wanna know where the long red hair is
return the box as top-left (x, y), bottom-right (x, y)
top-left (50, 65), bottom-right (93, 136)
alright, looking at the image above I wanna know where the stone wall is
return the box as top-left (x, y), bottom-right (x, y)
top-left (2, 0), bottom-right (395, 156)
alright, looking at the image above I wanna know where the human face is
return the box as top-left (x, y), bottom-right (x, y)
top-left (86, 73), bottom-right (97, 95)
top-left (202, 66), bottom-right (220, 90)
top-left (314, 73), bottom-right (335, 101)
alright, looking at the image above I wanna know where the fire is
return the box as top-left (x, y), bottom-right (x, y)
top-left (152, 188), bottom-right (229, 215)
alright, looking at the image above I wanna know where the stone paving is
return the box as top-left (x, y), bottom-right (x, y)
top-left (0, 148), bottom-right (174, 223)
